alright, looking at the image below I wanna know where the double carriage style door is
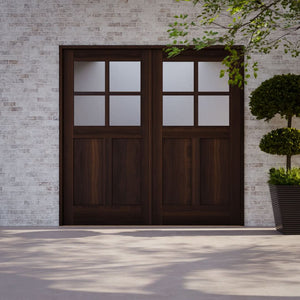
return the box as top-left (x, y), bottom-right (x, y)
top-left (61, 47), bottom-right (243, 225)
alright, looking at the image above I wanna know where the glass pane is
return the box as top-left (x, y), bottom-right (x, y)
top-left (74, 96), bottom-right (105, 126)
top-left (110, 96), bottom-right (140, 126)
top-left (163, 96), bottom-right (194, 126)
top-left (74, 61), bottom-right (105, 92)
top-left (198, 96), bottom-right (229, 126)
top-left (198, 62), bottom-right (229, 92)
top-left (163, 62), bottom-right (194, 92)
top-left (110, 61), bottom-right (140, 92)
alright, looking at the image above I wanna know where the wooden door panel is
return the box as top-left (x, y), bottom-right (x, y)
top-left (163, 138), bottom-right (192, 206)
top-left (112, 139), bottom-right (142, 205)
top-left (62, 47), bottom-right (243, 226)
top-left (163, 211), bottom-right (230, 225)
top-left (199, 139), bottom-right (230, 206)
top-left (73, 207), bottom-right (143, 225)
top-left (74, 139), bottom-right (104, 206)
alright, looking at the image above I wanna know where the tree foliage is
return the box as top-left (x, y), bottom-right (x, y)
top-left (259, 128), bottom-right (300, 155)
top-left (250, 74), bottom-right (300, 172)
top-left (269, 167), bottom-right (300, 185)
top-left (167, 0), bottom-right (300, 86)
top-left (249, 74), bottom-right (300, 122)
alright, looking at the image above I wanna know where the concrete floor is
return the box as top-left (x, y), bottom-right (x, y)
top-left (1, 227), bottom-right (300, 300)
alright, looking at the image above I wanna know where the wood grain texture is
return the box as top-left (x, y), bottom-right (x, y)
top-left (62, 49), bottom-right (74, 224)
top-left (73, 207), bottom-right (143, 225)
top-left (199, 139), bottom-right (230, 206)
top-left (151, 49), bottom-right (163, 224)
top-left (112, 139), bottom-right (142, 205)
top-left (163, 139), bottom-right (192, 206)
top-left (74, 139), bottom-right (104, 206)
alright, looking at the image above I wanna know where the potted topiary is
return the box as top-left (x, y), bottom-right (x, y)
top-left (249, 74), bottom-right (300, 234)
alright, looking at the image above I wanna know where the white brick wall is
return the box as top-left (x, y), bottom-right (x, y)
top-left (0, 0), bottom-right (299, 226)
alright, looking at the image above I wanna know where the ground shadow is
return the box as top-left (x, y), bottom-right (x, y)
top-left (0, 228), bottom-right (298, 300)
top-left (1, 271), bottom-right (299, 300)
top-left (12, 230), bottom-right (102, 239)
top-left (111, 229), bottom-right (280, 237)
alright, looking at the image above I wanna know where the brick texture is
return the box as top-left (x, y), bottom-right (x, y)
top-left (0, 0), bottom-right (299, 226)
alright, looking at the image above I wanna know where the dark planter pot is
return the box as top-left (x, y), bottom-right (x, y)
top-left (269, 184), bottom-right (300, 234)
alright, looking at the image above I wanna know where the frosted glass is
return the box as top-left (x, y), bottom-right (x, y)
top-left (74, 96), bottom-right (105, 126)
top-left (198, 62), bottom-right (229, 92)
top-left (163, 62), bottom-right (194, 92)
top-left (74, 61), bottom-right (105, 92)
top-left (110, 61), bottom-right (140, 92)
top-left (163, 96), bottom-right (194, 126)
top-left (198, 96), bottom-right (229, 126)
top-left (110, 96), bottom-right (140, 126)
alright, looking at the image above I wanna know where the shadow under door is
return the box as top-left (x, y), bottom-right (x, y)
top-left (61, 47), bottom-right (243, 225)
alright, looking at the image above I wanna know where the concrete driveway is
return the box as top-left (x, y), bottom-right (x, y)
top-left (0, 227), bottom-right (300, 300)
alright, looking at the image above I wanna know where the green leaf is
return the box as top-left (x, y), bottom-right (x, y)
top-left (165, 0), bottom-right (300, 86)
top-left (269, 168), bottom-right (300, 185)
top-left (249, 74), bottom-right (300, 121)
top-left (260, 128), bottom-right (300, 156)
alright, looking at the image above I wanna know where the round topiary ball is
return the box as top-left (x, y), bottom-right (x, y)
top-left (250, 74), bottom-right (300, 121)
top-left (259, 128), bottom-right (300, 156)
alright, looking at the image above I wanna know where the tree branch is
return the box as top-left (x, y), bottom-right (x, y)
top-left (211, 21), bottom-right (229, 29)
top-left (231, 0), bottom-right (282, 30)
top-left (263, 26), bottom-right (300, 46)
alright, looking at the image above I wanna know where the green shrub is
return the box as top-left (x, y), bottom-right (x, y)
top-left (259, 128), bottom-right (300, 156)
top-left (250, 74), bottom-right (300, 121)
top-left (249, 73), bottom-right (300, 173)
top-left (269, 168), bottom-right (300, 185)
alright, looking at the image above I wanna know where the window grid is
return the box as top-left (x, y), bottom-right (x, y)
top-left (162, 59), bottom-right (230, 127)
top-left (74, 60), bottom-right (142, 127)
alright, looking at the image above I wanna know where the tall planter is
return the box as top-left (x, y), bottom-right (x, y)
top-left (269, 184), bottom-right (300, 234)
top-left (250, 74), bottom-right (300, 234)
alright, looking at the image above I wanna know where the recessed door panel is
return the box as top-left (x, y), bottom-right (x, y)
top-left (199, 139), bottom-right (230, 206)
top-left (112, 139), bottom-right (142, 205)
top-left (163, 139), bottom-right (192, 206)
top-left (74, 139), bottom-right (104, 206)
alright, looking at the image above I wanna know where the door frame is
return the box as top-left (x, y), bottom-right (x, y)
top-left (59, 45), bottom-right (244, 226)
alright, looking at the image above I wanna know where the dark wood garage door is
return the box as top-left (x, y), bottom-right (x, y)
top-left (60, 46), bottom-right (244, 225)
